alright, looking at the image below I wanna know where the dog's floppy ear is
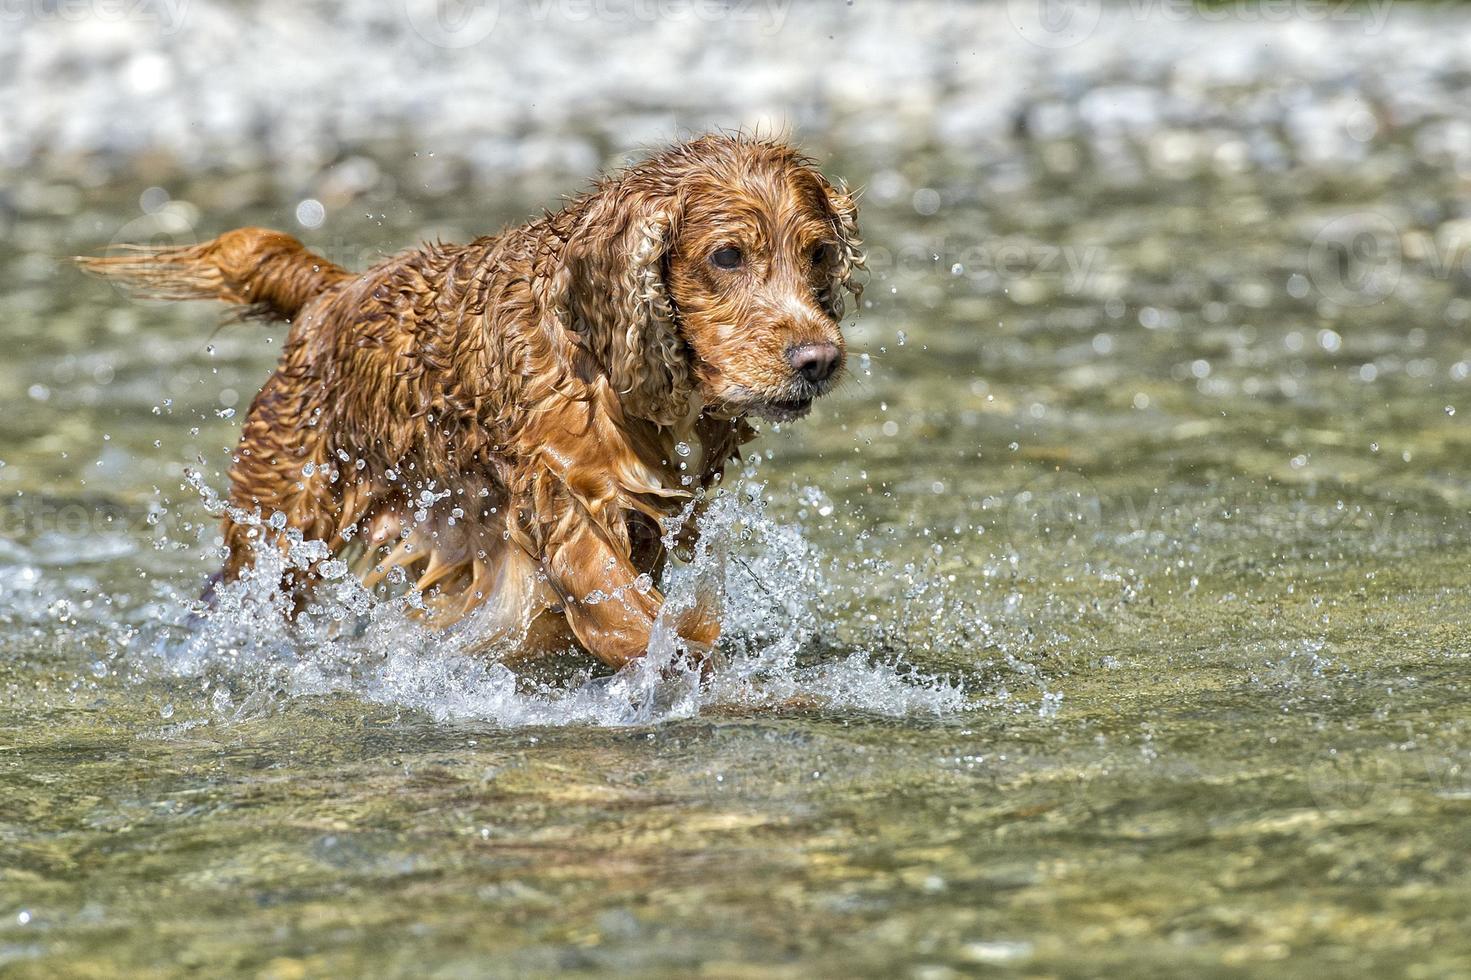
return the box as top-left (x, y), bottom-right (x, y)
top-left (817, 177), bottom-right (865, 321)
top-left (561, 198), bottom-right (693, 425)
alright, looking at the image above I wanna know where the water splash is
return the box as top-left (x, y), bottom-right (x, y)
top-left (133, 479), bottom-right (973, 728)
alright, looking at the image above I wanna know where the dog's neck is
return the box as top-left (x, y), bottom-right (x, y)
top-left (616, 394), bottom-right (758, 508)
top-left (629, 393), bottom-right (706, 493)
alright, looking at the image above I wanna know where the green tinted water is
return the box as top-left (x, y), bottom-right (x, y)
top-left (3, 141), bottom-right (1471, 977)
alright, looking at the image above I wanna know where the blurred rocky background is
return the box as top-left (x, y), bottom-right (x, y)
top-left (3, 1), bottom-right (1465, 198)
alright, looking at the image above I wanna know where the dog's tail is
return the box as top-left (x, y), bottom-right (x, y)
top-left (76, 227), bottom-right (351, 322)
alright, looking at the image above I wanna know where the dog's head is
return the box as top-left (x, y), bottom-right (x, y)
top-left (562, 136), bottom-right (863, 426)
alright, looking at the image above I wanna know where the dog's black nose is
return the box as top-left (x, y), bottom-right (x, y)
top-left (789, 343), bottom-right (841, 384)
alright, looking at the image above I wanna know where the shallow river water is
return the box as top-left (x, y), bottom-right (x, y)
top-left (6, 3), bottom-right (1471, 977)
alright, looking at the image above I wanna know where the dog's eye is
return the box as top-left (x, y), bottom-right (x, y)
top-left (811, 243), bottom-right (833, 266)
top-left (710, 246), bottom-right (743, 270)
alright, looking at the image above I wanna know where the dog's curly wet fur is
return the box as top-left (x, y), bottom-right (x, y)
top-left (79, 134), bottom-right (863, 668)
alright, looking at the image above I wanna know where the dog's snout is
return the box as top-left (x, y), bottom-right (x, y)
top-left (789, 342), bottom-right (841, 384)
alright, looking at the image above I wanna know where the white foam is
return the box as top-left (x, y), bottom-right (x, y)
top-left (141, 480), bottom-right (972, 727)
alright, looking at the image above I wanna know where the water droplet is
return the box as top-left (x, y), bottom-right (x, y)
top-left (912, 188), bottom-right (941, 215)
top-left (296, 198), bottom-right (326, 229)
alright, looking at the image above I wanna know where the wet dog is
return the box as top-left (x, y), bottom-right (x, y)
top-left (80, 135), bottom-right (863, 668)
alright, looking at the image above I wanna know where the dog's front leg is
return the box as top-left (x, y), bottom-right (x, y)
top-left (545, 519), bottom-right (719, 669)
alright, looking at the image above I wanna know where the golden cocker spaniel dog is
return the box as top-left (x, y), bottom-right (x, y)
top-left (80, 134), bottom-right (863, 668)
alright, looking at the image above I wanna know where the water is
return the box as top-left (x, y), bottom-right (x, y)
top-left (7, 3), bottom-right (1471, 975)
